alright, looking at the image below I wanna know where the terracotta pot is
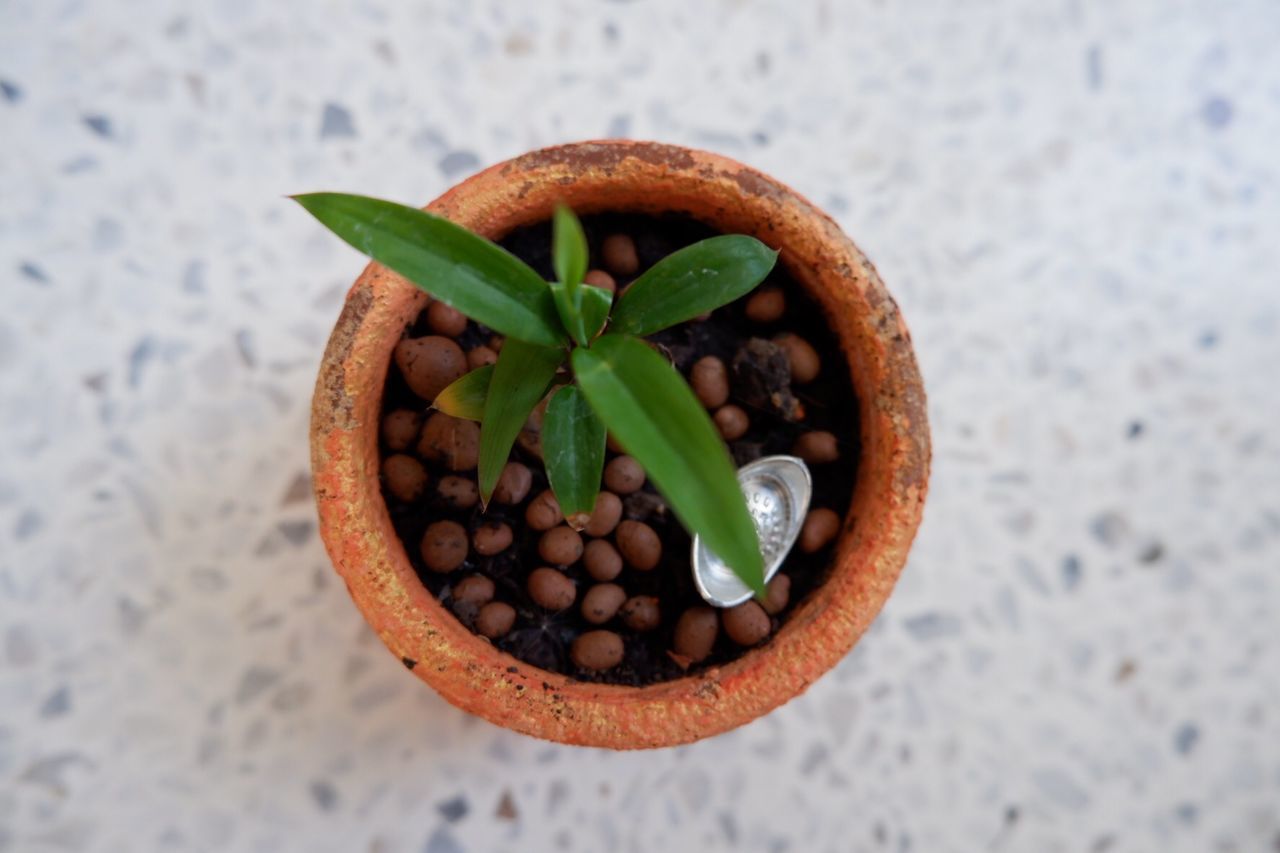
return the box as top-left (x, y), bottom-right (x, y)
top-left (311, 140), bottom-right (929, 749)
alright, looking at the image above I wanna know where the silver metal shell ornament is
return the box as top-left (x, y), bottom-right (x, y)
top-left (691, 455), bottom-right (813, 608)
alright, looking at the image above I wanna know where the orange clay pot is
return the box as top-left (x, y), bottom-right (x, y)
top-left (311, 141), bottom-right (929, 749)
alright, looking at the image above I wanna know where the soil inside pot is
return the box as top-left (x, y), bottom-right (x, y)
top-left (379, 213), bottom-right (859, 685)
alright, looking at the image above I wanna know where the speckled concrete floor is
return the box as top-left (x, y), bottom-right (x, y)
top-left (2, 1), bottom-right (1278, 851)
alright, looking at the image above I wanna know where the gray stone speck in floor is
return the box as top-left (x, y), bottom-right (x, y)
top-left (39, 686), bottom-right (71, 718)
top-left (319, 102), bottom-right (356, 139)
top-left (82, 113), bottom-right (112, 137)
top-left (423, 827), bottom-right (465, 853)
top-left (309, 779), bottom-right (339, 812)
top-left (438, 150), bottom-right (480, 178)
top-left (18, 261), bottom-right (48, 284)
top-left (1202, 95), bottom-right (1234, 129)
top-left (436, 795), bottom-right (469, 822)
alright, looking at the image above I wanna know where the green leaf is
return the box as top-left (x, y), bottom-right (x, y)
top-left (579, 285), bottom-right (613, 341)
top-left (549, 282), bottom-right (587, 347)
top-left (478, 338), bottom-right (566, 504)
top-left (609, 235), bottom-right (778, 337)
top-left (552, 204), bottom-right (588, 297)
top-left (292, 193), bottom-right (565, 347)
top-left (542, 385), bottom-right (607, 524)
top-left (432, 365), bottom-right (493, 421)
top-left (572, 334), bottom-right (764, 594)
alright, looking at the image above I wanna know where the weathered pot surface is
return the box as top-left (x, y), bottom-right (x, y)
top-left (310, 140), bottom-right (930, 749)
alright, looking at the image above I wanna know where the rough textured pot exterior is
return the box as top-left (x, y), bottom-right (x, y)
top-left (311, 141), bottom-right (930, 749)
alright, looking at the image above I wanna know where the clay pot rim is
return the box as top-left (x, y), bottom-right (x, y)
top-left (311, 140), bottom-right (930, 749)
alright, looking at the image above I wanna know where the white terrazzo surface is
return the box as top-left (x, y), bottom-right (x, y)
top-left (3, 1), bottom-right (1279, 851)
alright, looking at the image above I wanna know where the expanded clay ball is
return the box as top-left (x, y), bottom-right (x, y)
top-left (525, 489), bottom-right (563, 531)
top-left (421, 521), bottom-right (468, 573)
top-left (418, 413), bottom-right (480, 471)
top-left (427, 301), bottom-right (467, 337)
top-left (722, 601), bottom-right (771, 646)
top-left (673, 607), bottom-right (718, 663)
top-left (601, 234), bottom-right (639, 276)
top-left (800, 508), bottom-right (840, 553)
top-left (584, 492), bottom-right (623, 537)
top-left (382, 454), bottom-right (427, 501)
top-left (381, 409), bottom-right (423, 451)
top-left (616, 520), bottom-right (661, 570)
top-left (395, 336), bottom-right (466, 400)
top-left (539, 526), bottom-right (584, 566)
top-left (492, 462), bottom-right (533, 504)
top-left (527, 567), bottom-right (576, 611)
top-left (475, 602), bottom-right (515, 639)
top-left (571, 630), bottom-right (624, 671)
top-left (773, 333), bottom-right (820, 384)
top-left (745, 287), bottom-right (786, 323)
top-left (603, 456), bottom-right (645, 494)
top-left (580, 584), bottom-right (627, 625)
top-left (690, 356), bottom-right (730, 408)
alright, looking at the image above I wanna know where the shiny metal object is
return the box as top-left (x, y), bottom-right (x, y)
top-left (691, 455), bottom-right (813, 608)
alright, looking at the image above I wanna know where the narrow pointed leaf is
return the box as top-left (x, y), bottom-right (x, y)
top-left (572, 334), bottom-right (764, 594)
top-left (542, 385), bottom-right (607, 524)
top-left (550, 282), bottom-right (588, 347)
top-left (478, 339), bottom-right (566, 503)
top-left (579, 285), bottom-right (613, 341)
top-left (609, 235), bottom-right (778, 337)
top-left (432, 365), bottom-right (493, 421)
top-left (292, 193), bottom-right (565, 347)
top-left (552, 204), bottom-right (588, 298)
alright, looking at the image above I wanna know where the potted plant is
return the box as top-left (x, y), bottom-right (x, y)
top-left (304, 141), bottom-right (929, 749)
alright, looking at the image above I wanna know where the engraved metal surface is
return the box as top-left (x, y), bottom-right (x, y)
top-left (691, 455), bottom-right (813, 608)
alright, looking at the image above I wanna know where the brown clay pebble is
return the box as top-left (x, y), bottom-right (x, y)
top-left (451, 574), bottom-right (495, 608)
top-left (525, 489), bottom-right (563, 531)
top-left (745, 286), bottom-right (786, 323)
top-left (473, 521), bottom-right (513, 556)
top-left (492, 462), bottom-right (533, 504)
top-left (673, 606), bottom-right (719, 663)
top-left (580, 583), bottom-right (627, 625)
top-left (773, 333), bottom-right (821, 383)
top-left (417, 413), bottom-right (480, 471)
top-left (436, 475), bottom-right (478, 509)
top-left (538, 526), bottom-right (584, 566)
top-left (420, 520), bottom-right (468, 573)
top-left (584, 269), bottom-right (617, 293)
top-left (394, 336), bottom-right (467, 400)
top-left (466, 346), bottom-right (497, 369)
top-left (800, 507), bottom-right (841, 553)
top-left (619, 595), bottom-right (660, 632)
top-left (600, 234), bottom-right (639, 276)
top-left (690, 356), bottom-right (730, 408)
top-left (603, 456), bottom-right (645, 494)
top-left (427, 301), bottom-right (468, 337)
top-left (583, 539), bottom-right (623, 582)
top-left (722, 600), bottom-right (772, 646)
top-left (381, 409), bottom-right (423, 451)
top-left (527, 567), bottom-right (576, 610)
top-left (762, 573), bottom-right (792, 616)
top-left (616, 520), bottom-right (661, 570)
top-left (475, 601), bottom-right (516, 639)
top-left (713, 405), bottom-right (750, 441)
top-left (793, 430), bottom-right (839, 464)
top-left (382, 454), bottom-right (427, 501)
top-left (584, 491), bottom-right (623, 537)
top-left (570, 630), bottom-right (624, 671)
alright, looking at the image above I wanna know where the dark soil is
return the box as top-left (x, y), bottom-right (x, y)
top-left (378, 212), bottom-right (859, 685)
